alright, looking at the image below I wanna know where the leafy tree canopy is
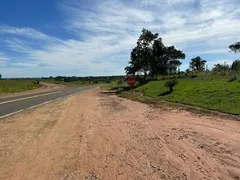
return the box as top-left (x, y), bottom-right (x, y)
top-left (190, 56), bottom-right (207, 71)
top-left (232, 60), bottom-right (240, 71)
top-left (125, 28), bottom-right (185, 77)
top-left (229, 42), bottom-right (240, 53)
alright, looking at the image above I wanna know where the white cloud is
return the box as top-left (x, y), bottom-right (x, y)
top-left (0, 25), bottom-right (50, 40)
top-left (0, 52), bottom-right (9, 61)
top-left (0, 0), bottom-right (240, 77)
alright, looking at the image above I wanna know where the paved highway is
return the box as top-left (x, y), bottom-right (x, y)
top-left (0, 86), bottom-right (96, 118)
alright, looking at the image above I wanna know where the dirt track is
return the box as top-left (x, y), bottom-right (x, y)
top-left (0, 88), bottom-right (240, 180)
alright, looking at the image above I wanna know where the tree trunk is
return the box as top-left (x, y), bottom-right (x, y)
top-left (170, 86), bottom-right (173, 92)
top-left (143, 72), bottom-right (147, 82)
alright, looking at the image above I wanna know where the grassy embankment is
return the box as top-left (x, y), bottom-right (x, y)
top-left (0, 80), bottom-right (41, 94)
top-left (107, 75), bottom-right (240, 115)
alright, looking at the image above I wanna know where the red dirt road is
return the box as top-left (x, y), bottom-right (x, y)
top-left (0, 88), bottom-right (239, 179)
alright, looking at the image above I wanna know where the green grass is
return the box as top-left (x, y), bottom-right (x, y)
top-left (134, 76), bottom-right (240, 115)
top-left (42, 80), bottom-right (101, 86)
top-left (0, 80), bottom-right (41, 93)
top-left (100, 80), bottom-right (129, 90)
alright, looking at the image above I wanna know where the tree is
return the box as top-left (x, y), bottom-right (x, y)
top-left (125, 29), bottom-right (185, 79)
top-left (0, 74), bottom-right (2, 79)
top-left (229, 42), bottom-right (240, 53)
top-left (150, 38), bottom-right (185, 76)
top-left (165, 79), bottom-right (178, 92)
top-left (190, 56), bottom-right (207, 71)
top-left (231, 60), bottom-right (240, 71)
top-left (212, 63), bottom-right (230, 74)
top-left (125, 28), bottom-right (158, 78)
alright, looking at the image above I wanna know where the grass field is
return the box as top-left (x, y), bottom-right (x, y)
top-left (43, 80), bottom-right (106, 86)
top-left (133, 76), bottom-right (240, 115)
top-left (0, 80), bottom-right (41, 93)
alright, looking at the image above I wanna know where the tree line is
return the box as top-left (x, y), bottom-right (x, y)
top-left (125, 28), bottom-right (240, 80)
top-left (45, 75), bottom-right (124, 83)
top-left (0, 76), bottom-right (125, 83)
top-left (211, 41), bottom-right (240, 75)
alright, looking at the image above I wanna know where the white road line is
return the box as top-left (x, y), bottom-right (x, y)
top-left (0, 109), bottom-right (24, 119)
top-left (0, 91), bottom-right (85, 119)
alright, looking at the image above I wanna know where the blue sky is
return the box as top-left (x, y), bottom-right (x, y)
top-left (0, 0), bottom-right (239, 78)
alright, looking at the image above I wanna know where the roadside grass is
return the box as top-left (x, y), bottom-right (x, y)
top-left (100, 74), bottom-right (240, 116)
top-left (134, 76), bottom-right (240, 115)
top-left (119, 90), bottom-right (240, 120)
top-left (100, 80), bottom-right (129, 91)
top-left (100, 84), bottom-right (112, 90)
top-left (0, 80), bottom-right (41, 93)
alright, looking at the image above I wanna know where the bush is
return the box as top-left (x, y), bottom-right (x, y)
top-left (117, 80), bottom-right (123, 86)
top-left (165, 79), bottom-right (178, 92)
top-left (228, 75), bottom-right (237, 82)
top-left (116, 87), bottom-right (124, 93)
top-left (33, 80), bottom-right (40, 84)
top-left (232, 60), bottom-right (240, 71)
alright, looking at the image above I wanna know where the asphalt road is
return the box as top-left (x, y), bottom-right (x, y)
top-left (0, 85), bottom-right (97, 118)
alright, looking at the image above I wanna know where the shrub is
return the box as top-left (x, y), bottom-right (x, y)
top-left (232, 60), bottom-right (240, 71)
top-left (165, 79), bottom-right (178, 92)
top-left (228, 74), bottom-right (237, 82)
top-left (117, 79), bottom-right (123, 86)
top-left (117, 87), bottom-right (124, 93)
top-left (33, 80), bottom-right (40, 84)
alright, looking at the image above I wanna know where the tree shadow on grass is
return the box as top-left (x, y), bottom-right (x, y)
top-left (111, 86), bottom-right (136, 91)
top-left (158, 91), bottom-right (171, 96)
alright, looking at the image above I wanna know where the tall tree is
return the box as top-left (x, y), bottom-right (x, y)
top-left (190, 56), bottom-right (207, 71)
top-left (125, 29), bottom-right (185, 78)
top-left (151, 38), bottom-right (185, 75)
top-left (229, 42), bottom-right (240, 53)
top-left (125, 28), bottom-right (158, 77)
top-left (0, 74), bottom-right (2, 79)
top-left (231, 60), bottom-right (240, 71)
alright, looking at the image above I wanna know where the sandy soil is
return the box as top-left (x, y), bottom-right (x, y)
top-left (0, 82), bottom-right (67, 98)
top-left (0, 88), bottom-right (239, 180)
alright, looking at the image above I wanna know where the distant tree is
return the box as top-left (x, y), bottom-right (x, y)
top-left (33, 80), bottom-right (39, 84)
top-left (64, 77), bottom-right (72, 82)
top-left (0, 74), bottom-right (2, 79)
top-left (190, 56), bottom-right (207, 71)
top-left (229, 42), bottom-right (240, 53)
top-left (117, 79), bottom-right (123, 86)
top-left (231, 60), bottom-right (240, 71)
top-left (165, 79), bottom-right (178, 92)
top-left (212, 63), bottom-right (230, 74)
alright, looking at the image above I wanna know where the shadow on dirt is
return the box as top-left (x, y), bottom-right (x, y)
top-left (110, 86), bottom-right (133, 91)
top-left (101, 91), bottom-right (117, 95)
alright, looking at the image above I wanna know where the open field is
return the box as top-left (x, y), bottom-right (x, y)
top-left (42, 80), bottom-right (102, 86)
top-left (0, 80), bottom-right (41, 94)
top-left (0, 88), bottom-right (239, 179)
top-left (117, 75), bottom-right (240, 115)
